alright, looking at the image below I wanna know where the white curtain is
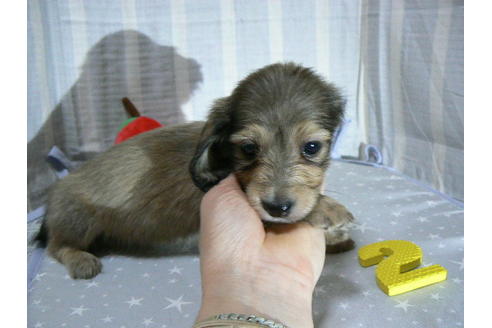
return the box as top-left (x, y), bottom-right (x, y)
top-left (357, 0), bottom-right (463, 201)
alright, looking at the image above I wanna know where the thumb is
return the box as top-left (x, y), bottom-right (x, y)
top-left (200, 175), bottom-right (264, 237)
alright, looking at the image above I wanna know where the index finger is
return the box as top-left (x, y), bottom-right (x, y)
top-left (200, 175), bottom-right (264, 236)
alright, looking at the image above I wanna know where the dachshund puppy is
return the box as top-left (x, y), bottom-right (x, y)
top-left (36, 63), bottom-right (355, 279)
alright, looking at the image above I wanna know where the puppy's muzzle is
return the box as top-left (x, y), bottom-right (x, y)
top-left (261, 199), bottom-right (294, 218)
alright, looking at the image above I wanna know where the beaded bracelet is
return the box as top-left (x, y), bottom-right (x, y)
top-left (193, 313), bottom-right (288, 328)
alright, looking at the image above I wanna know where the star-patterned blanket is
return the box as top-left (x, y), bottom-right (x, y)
top-left (27, 160), bottom-right (464, 328)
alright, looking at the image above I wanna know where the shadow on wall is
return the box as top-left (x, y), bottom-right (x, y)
top-left (27, 30), bottom-right (203, 210)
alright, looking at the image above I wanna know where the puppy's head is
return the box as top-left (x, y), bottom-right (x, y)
top-left (190, 63), bottom-right (345, 223)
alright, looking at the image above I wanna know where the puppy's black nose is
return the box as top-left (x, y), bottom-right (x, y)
top-left (261, 199), bottom-right (293, 218)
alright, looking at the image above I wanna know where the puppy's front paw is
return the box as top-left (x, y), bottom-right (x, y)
top-left (325, 238), bottom-right (356, 254)
top-left (66, 251), bottom-right (102, 279)
top-left (306, 195), bottom-right (355, 229)
top-left (305, 196), bottom-right (355, 254)
top-left (323, 201), bottom-right (355, 229)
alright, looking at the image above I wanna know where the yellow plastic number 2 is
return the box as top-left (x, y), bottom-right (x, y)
top-left (358, 240), bottom-right (447, 296)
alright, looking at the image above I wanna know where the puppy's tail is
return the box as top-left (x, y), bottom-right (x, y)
top-left (32, 220), bottom-right (48, 248)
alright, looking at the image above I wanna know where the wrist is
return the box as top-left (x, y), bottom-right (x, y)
top-left (196, 268), bottom-right (315, 328)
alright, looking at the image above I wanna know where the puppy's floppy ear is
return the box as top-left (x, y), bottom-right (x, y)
top-left (189, 97), bottom-right (235, 192)
top-left (322, 83), bottom-right (347, 135)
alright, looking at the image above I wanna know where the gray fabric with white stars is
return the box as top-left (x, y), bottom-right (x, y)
top-left (28, 161), bottom-right (463, 328)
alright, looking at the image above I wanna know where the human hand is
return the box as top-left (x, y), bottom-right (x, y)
top-left (196, 175), bottom-right (326, 328)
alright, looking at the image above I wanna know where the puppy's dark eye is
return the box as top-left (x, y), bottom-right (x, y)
top-left (240, 142), bottom-right (258, 157)
top-left (303, 141), bottom-right (322, 156)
